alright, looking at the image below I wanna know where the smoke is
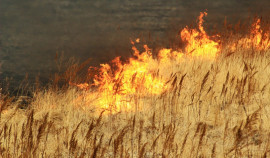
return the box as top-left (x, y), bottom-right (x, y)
top-left (1, 0), bottom-right (270, 93)
top-left (0, 61), bottom-right (2, 79)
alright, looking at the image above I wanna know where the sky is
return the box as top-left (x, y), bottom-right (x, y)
top-left (1, 0), bottom-right (270, 91)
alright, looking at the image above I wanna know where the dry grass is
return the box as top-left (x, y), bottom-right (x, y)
top-left (1, 22), bottom-right (270, 157)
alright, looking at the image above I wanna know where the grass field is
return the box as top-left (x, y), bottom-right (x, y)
top-left (1, 13), bottom-right (270, 157)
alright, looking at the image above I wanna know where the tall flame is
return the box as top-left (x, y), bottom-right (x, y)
top-left (230, 18), bottom-right (270, 51)
top-left (71, 12), bottom-right (269, 112)
top-left (180, 12), bottom-right (220, 58)
top-left (89, 44), bottom-right (167, 111)
top-left (250, 19), bottom-right (270, 50)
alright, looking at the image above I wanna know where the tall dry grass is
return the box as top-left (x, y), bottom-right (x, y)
top-left (1, 18), bottom-right (270, 157)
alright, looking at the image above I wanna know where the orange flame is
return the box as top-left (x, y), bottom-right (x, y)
top-left (72, 12), bottom-right (225, 112)
top-left (230, 18), bottom-right (270, 51)
top-left (250, 19), bottom-right (270, 50)
top-left (180, 12), bottom-right (220, 58)
top-left (90, 44), bottom-right (167, 111)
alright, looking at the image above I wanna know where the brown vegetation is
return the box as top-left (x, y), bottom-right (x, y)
top-left (1, 17), bottom-right (270, 158)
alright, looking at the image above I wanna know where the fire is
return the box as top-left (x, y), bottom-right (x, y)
top-left (73, 12), bottom-right (221, 112)
top-left (180, 12), bottom-right (220, 58)
top-left (90, 44), bottom-right (167, 111)
top-left (71, 12), bottom-right (268, 112)
top-left (230, 18), bottom-right (270, 51)
top-left (93, 45), bottom-right (165, 95)
top-left (250, 19), bottom-right (270, 50)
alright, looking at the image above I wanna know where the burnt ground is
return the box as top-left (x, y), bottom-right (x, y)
top-left (1, 0), bottom-right (270, 95)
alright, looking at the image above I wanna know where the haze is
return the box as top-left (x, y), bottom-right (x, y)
top-left (0, 0), bottom-right (269, 91)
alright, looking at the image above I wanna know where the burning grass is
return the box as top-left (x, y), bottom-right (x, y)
top-left (1, 12), bottom-right (270, 157)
